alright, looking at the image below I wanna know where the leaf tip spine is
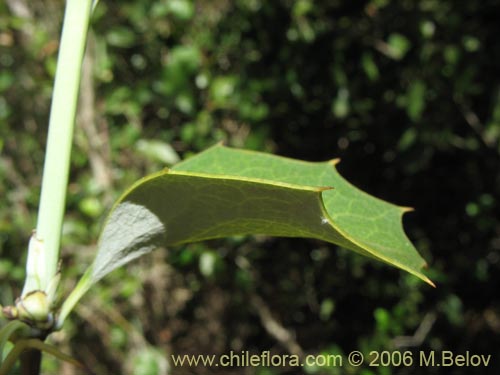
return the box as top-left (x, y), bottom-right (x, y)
top-left (400, 206), bottom-right (415, 213)
top-left (215, 140), bottom-right (226, 147)
top-left (419, 261), bottom-right (435, 287)
top-left (425, 277), bottom-right (436, 288)
top-left (328, 158), bottom-right (341, 166)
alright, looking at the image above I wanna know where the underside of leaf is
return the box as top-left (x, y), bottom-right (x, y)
top-left (96, 144), bottom-right (431, 284)
top-left (173, 145), bottom-right (432, 285)
top-left (61, 144), bottom-right (433, 325)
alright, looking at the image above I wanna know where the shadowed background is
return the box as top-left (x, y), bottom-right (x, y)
top-left (0, 0), bottom-right (499, 374)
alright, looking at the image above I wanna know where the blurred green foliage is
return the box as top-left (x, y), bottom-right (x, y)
top-left (1, 0), bottom-right (499, 374)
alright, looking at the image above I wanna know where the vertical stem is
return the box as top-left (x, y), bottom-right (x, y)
top-left (22, 0), bottom-right (94, 295)
top-left (20, 348), bottom-right (41, 375)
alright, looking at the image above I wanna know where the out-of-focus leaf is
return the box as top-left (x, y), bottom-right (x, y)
top-left (136, 139), bottom-right (180, 165)
top-left (462, 35), bottom-right (480, 52)
top-left (361, 53), bottom-right (379, 81)
top-left (106, 27), bottom-right (137, 48)
top-left (0, 73), bottom-right (14, 93)
top-left (130, 347), bottom-right (168, 375)
top-left (166, 0), bottom-right (194, 21)
top-left (420, 20), bottom-right (436, 38)
top-left (398, 128), bottom-right (418, 151)
top-left (209, 76), bottom-right (238, 108)
top-left (332, 87), bottom-right (350, 119)
top-left (406, 80), bottom-right (426, 122)
top-left (387, 33), bottom-right (411, 60)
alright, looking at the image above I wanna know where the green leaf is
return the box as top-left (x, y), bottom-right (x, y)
top-left (0, 338), bottom-right (82, 375)
top-left (209, 76), bottom-right (238, 108)
top-left (106, 27), bottom-right (137, 48)
top-left (0, 321), bottom-right (29, 366)
top-left (135, 139), bottom-right (180, 165)
top-left (331, 87), bottom-right (350, 119)
top-left (361, 53), bottom-right (380, 81)
top-left (406, 80), bottom-right (426, 122)
top-left (166, 0), bottom-right (194, 21)
top-left (172, 145), bottom-right (430, 282)
top-left (60, 145), bottom-right (432, 325)
top-left (387, 33), bottom-right (411, 60)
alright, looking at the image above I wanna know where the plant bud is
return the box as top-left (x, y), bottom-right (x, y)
top-left (1, 305), bottom-right (18, 319)
top-left (16, 290), bottom-right (50, 322)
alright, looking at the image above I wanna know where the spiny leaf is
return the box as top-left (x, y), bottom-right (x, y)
top-left (173, 145), bottom-right (431, 284)
top-left (97, 144), bottom-right (433, 284)
top-left (60, 145), bottom-right (432, 325)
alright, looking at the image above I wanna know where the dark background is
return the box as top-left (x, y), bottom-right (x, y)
top-left (0, 0), bottom-right (499, 374)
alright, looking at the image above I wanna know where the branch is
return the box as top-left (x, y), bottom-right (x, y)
top-left (454, 97), bottom-right (495, 148)
top-left (392, 312), bottom-right (437, 348)
top-left (250, 294), bottom-right (304, 359)
top-left (78, 32), bottom-right (113, 195)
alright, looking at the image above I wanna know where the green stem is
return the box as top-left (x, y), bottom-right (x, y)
top-left (22, 0), bottom-right (94, 295)
top-left (57, 268), bottom-right (93, 328)
top-left (1, 338), bottom-right (81, 375)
